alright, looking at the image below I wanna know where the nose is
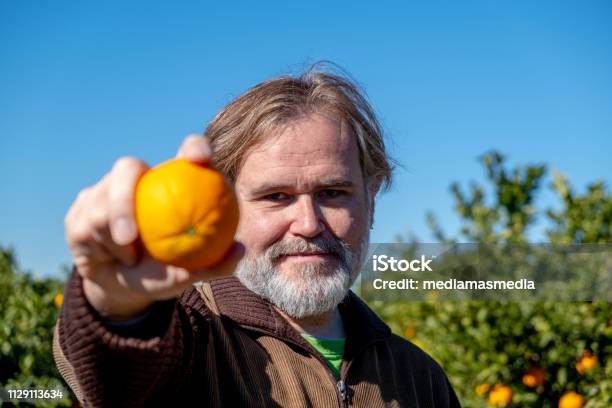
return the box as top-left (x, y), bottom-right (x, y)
top-left (288, 194), bottom-right (325, 238)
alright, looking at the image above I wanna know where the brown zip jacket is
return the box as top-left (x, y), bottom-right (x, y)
top-left (54, 270), bottom-right (461, 407)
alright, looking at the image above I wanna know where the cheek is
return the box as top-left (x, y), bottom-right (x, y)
top-left (322, 208), bottom-right (353, 236)
top-left (235, 205), bottom-right (286, 255)
top-left (322, 203), bottom-right (368, 244)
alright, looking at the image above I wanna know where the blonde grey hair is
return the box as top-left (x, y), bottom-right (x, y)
top-left (205, 63), bottom-right (394, 196)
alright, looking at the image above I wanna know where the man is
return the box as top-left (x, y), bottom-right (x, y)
top-left (54, 66), bottom-right (461, 407)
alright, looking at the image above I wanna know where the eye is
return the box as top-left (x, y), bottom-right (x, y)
top-left (263, 192), bottom-right (291, 202)
top-left (318, 189), bottom-right (345, 199)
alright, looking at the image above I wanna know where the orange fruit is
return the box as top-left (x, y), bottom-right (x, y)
top-left (488, 384), bottom-right (512, 406)
top-left (522, 365), bottom-right (545, 388)
top-left (576, 351), bottom-right (597, 374)
top-left (54, 294), bottom-right (64, 308)
top-left (475, 383), bottom-right (489, 396)
top-left (558, 391), bottom-right (584, 408)
top-left (135, 159), bottom-right (239, 270)
top-left (404, 325), bottom-right (416, 339)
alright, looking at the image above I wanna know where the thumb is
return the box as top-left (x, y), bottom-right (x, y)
top-left (176, 134), bottom-right (212, 165)
top-left (188, 242), bottom-right (246, 282)
top-left (108, 157), bottom-right (149, 245)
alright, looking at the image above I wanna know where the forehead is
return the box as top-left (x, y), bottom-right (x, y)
top-left (235, 113), bottom-right (363, 190)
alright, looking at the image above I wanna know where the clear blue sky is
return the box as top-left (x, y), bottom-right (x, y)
top-left (1, 1), bottom-right (610, 277)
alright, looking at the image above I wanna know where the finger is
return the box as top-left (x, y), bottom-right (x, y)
top-left (70, 241), bottom-right (115, 265)
top-left (110, 242), bottom-right (245, 302)
top-left (73, 255), bottom-right (114, 281)
top-left (90, 218), bottom-right (139, 266)
top-left (65, 183), bottom-right (111, 262)
top-left (138, 242), bottom-right (245, 291)
top-left (64, 186), bottom-right (93, 247)
top-left (72, 246), bottom-right (114, 280)
top-left (176, 134), bottom-right (212, 165)
top-left (108, 157), bottom-right (149, 246)
top-left (66, 174), bottom-right (138, 267)
top-left (114, 255), bottom-right (195, 300)
top-left (188, 241), bottom-right (246, 282)
top-left (81, 176), bottom-right (138, 266)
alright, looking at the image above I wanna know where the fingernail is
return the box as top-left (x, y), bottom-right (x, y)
top-left (113, 217), bottom-right (136, 245)
top-left (187, 139), bottom-right (212, 160)
top-left (174, 267), bottom-right (192, 283)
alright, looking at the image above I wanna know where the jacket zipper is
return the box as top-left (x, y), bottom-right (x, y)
top-left (335, 339), bottom-right (384, 407)
top-left (337, 379), bottom-right (349, 407)
top-left (238, 324), bottom-right (389, 407)
top-left (280, 336), bottom-right (350, 407)
top-left (239, 324), bottom-right (352, 407)
top-left (337, 359), bottom-right (353, 407)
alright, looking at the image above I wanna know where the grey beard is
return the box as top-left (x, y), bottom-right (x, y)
top-left (234, 235), bottom-right (367, 319)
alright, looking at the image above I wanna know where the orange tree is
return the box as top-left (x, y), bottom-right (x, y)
top-left (0, 247), bottom-right (74, 407)
top-left (369, 151), bottom-right (612, 407)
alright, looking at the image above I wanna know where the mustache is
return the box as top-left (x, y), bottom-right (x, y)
top-left (265, 236), bottom-right (351, 262)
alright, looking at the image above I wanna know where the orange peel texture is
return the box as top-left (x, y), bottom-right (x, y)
top-left (135, 159), bottom-right (239, 270)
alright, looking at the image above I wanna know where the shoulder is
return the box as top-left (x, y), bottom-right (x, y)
top-left (177, 285), bottom-right (211, 319)
top-left (385, 333), bottom-right (448, 378)
top-left (384, 334), bottom-right (461, 406)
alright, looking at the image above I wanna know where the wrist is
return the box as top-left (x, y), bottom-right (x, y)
top-left (102, 297), bottom-right (176, 339)
top-left (83, 278), bottom-right (154, 320)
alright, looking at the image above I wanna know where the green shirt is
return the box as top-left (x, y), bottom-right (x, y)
top-left (301, 334), bottom-right (346, 380)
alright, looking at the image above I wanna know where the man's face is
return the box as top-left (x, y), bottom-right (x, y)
top-left (233, 112), bottom-right (372, 318)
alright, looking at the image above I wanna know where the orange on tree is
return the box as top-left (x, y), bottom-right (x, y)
top-left (404, 325), bottom-right (416, 339)
top-left (54, 293), bottom-right (64, 308)
top-left (487, 384), bottom-right (512, 406)
top-left (558, 391), bottom-right (584, 408)
top-left (475, 383), bottom-right (489, 396)
top-left (575, 350), bottom-right (598, 374)
top-left (522, 365), bottom-right (545, 388)
top-left (135, 159), bottom-right (239, 270)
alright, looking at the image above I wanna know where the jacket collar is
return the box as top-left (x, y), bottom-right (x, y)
top-left (204, 276), bottom-right (392, 361)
